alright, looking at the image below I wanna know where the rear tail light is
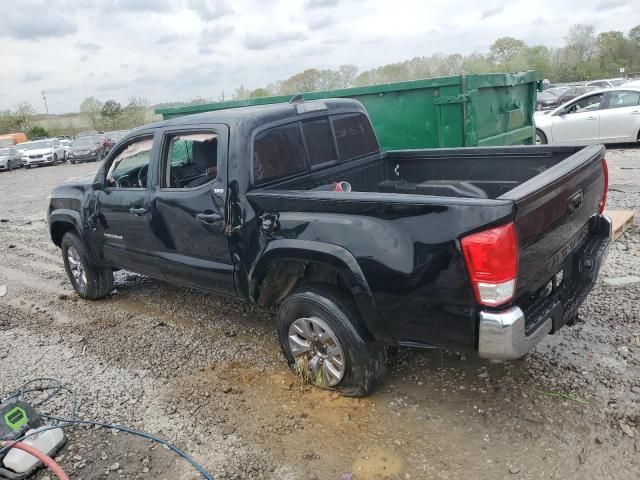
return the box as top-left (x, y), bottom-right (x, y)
top-left (599, 158), bottom-right (608, 214)
top-left (461, 222), bottom-right (518, 307)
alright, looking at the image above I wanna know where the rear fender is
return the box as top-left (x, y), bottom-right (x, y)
top-left (249, 239), bottom-right (394, 344)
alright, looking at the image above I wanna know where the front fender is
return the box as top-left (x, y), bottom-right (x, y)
top-left (248, 239), bottom-right (394, 344)
top-left (48, 209), bottom-right (84, 244)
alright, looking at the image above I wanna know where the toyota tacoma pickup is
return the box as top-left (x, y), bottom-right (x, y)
top-left (47, 98), bottom-right (611, 396)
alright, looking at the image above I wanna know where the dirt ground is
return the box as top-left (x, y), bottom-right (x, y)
top-left (0, 148), bottom-right (639, 480)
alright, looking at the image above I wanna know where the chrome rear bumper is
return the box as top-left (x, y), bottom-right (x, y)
top-left (478, 307), bottom-right (552, 360)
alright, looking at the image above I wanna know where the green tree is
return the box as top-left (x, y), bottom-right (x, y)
top-left (27, 126), bottom-right (49, 139)
top-left (248, 88), bottom-right (270, 98)
top-left (597, 31), bottom-right (632, 76)
top-left (629, 25), bottom-right (640, 45)
top-left (338, 64), bottom-right (358, 87)
top-left (489, 37), bottom-right (527, 65)
top-left (11, 102), bottom-right (36, 131)
top-left (79, 96), bottom-right (103, 129)
top-left (122, 96), bottom-right (150, 128)
top-left (525, 46), bottom-right (552, 79)
top-left (233, 84), bottom-right (249, 100)
top-left (101, 100), bottom-right (122, 128)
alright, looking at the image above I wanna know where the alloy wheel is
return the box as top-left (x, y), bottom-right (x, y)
top-left (288, 316), bottom-right (346, 386)
top-left (67, 246), bottom-right (87, 289)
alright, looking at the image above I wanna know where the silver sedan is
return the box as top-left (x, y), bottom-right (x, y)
top-left (0, 147), bottom-right (23, 171)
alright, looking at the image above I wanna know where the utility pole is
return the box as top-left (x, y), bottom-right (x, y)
top-left (41, 91), bottom-right (49, 114)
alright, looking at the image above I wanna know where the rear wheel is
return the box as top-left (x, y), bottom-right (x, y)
top-left (277, 284), bottom-right (387, 397)
top-left (6, 160), bottom-right (12, 171)
top-left (61, 232), bottom-right (113, 300)
top-left (25, 165), bottom-right (31, 169)
top-left (536, 129), bottom-right (548, 145)
top-left (53, 154), bottom-right (58, 165)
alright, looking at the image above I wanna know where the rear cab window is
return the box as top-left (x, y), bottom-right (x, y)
top-left (252, 112), bottom-right (379, 185)
top-left (331, 113), bottom-right (379, 161)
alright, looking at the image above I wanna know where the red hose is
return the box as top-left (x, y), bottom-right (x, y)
top-left (2, 441), bottom-right (69, 480)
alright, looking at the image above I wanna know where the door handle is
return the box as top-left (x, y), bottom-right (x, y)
top-left (196, 212), bottom-right (223, 224)
top-left (128, 207), bottom-right (147, 216)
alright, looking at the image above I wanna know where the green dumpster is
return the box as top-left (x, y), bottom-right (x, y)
top-left (155, 71), bottom-right (538, 150)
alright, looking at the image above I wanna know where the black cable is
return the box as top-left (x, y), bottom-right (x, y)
top-left (1, 381), bottom-right (214, 480)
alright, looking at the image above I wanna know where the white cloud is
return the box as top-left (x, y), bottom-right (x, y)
top-left (0, 0), bottom-right (638, 113)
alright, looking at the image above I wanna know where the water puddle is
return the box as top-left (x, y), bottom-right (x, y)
top-left (351, 447), bottom-right (406, 479)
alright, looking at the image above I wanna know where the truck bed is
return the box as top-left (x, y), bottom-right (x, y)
top-left (261, 145), bottom-right (594, 200)
top-left (250, 144), bottom-right (607, 347)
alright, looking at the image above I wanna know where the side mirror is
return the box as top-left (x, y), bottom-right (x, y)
top-left (92, 181), bottom-right (103, 191)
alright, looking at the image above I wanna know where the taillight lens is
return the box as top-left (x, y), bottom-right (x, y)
top-left (461, 222), bottom-right (519, 307)
top-left (599, 158), bottom-right (608, 214)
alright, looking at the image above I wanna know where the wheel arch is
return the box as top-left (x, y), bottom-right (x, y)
top-left (49, 211), bottom-right (83, 247)
top-left (249, 239), bottom-right (394, 344)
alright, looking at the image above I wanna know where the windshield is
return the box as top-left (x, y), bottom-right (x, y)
top-left (611, 79), bottom-right (626, 87)
top-left (73, 136), bottom-right (96, 147)
top-left (24, 141), bottom-right (53, 150)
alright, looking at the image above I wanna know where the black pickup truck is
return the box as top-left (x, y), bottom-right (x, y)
top-left (47, 98), bottom-right (611, 396)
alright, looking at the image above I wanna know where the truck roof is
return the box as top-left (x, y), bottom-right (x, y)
top-left (141, 98), bottom-right (368, 132)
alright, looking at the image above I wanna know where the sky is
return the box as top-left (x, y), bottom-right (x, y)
top-left (0, 0), bottom-right (638, 113)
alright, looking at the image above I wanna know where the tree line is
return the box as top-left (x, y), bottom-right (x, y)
top-left (231, 23), bottom-right (640, 100)
top-left (2, 22), bottom-right (639, 136)
top-left (0, 96), bottom-right (152, 137)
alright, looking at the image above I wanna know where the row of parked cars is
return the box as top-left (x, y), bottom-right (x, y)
top-left (536, 77), bottom-right (634, 111)
top-left (0, 130), bottom-right (129, 171)
top-left (534, 78), bottom-right (640, 145)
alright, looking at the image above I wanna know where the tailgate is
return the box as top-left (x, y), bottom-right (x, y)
top-left (500, 144), bottom-right (606, 301)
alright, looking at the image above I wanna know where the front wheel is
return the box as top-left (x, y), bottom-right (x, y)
top-left (536, 129), bottom-right (548, 145)
top-left (61, 232), bottom-right (113, 299)
top-left (277, 285), bottom-right (387, 397)
top-left (53, 154), bottom-right (58, 165)
top-left (25, 165), bottom-right (31, 169)
top-left (6, 160), bottom-right (12, 171)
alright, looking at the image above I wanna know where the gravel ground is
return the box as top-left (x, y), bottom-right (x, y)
top-left (0, 147), bottom-right (639, 480)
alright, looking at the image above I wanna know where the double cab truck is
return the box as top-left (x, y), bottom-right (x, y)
top-left (48, 98), bottom-right (611, 396)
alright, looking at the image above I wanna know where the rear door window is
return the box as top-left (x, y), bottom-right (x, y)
top-left (253, 123), bottom-right (307, 184)
top-left (331, 113), bottom-right (379, 161)
top-left (606, 90), bottom-right (640, 109)
top-left (302, 118), bottom-right (338, 167)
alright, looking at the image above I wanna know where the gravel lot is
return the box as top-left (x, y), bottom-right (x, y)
top-left (1, 147), bottom-right (639, 480)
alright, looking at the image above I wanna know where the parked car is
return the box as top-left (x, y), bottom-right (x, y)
top-left (0, 146), bottom-right (23, 171)
top-left (535, 86), bottom-right (640, 144)
top-left (555, 85), bottom-right (599, 105)
top-left (48, 99), bottom-right (610, 396)
top-left (536, 86), bottom-right (571, 111)
top-left (104, 130), bottom-right (129, 154)
top-left (68, 135), bottom-right (105, 164)
top-left (585, 78), bottom-right (626, 88)
top-left (75, 130), bottom-right (103, 137)
top-left (60, 139), bottom-right (72, 161)
top-left (21, 139), bottom-right (64, 168)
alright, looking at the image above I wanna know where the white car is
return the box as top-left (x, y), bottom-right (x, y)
top-left (535, 86), bottom-right (640, 145)
top-left (20, 139), bottom-right (65, 168)
top-left (60, 139), bottom-right (72, 160)
top-left (585, 78), bottom-right (626, 88)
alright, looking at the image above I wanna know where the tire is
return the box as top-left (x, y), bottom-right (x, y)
top-left (277, 284), bottom-right (387, 397)
top-left (53, 154), bottom-right (58, 165)
top-left (536, 129), bottom-right (548, 145)
top-left (61, 232), bottom-right (113, 300)
top-left (25, 165), bottom-right (31, 169)
top-left (6, 160), bottom-right (12, 171)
